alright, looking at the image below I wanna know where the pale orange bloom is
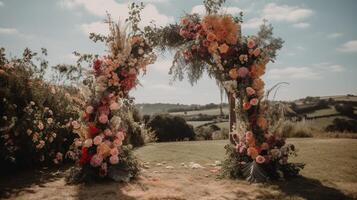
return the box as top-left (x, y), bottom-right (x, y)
top-left (218, 43), bottom-right (229, 54)
top-left (252, 78), bottom-right (265, 91)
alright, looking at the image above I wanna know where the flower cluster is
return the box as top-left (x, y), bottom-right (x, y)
top-left (178, 14), bottom-right (299, 179)
top-left (73, 23), bottom-right (156, 179)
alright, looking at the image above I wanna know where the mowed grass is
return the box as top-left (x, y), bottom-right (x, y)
top-left (135, 138), bottom-right (357, 183)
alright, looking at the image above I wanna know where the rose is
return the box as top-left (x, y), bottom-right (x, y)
top-left (253, 48), bottom-right (261, 57)
top-left (110, 102), bottom-right (120, 111)
top-left (237, 67), bottom-right (249, 78)
top-left (250, 98), bottom-right (259, 106)
top-left (90, 154), bottom-right (103, 167)
top-left (243, 102), bottom-right (251, 110)
top-left (252, 78), bottom-right (265, 91)
top-left (218, 43), bottom-right (229, 54)
top-left (247, 147), bottom-right (259, 159)
top-left (207, 32), bottom-right (217, 42)
top-left (86, 106), bottom-right (94, 114)
top-left (113, 139), bottom-right (123, 147)
top-left (116, 131), bottom-right (125, 141)
top-left (99, 114), bottom-right (108, 124)
top-left (246, 87), bottom-right (255, 96)
top-left (255, 155), bottom-right (266, 164)
top-left (247, 38), bottom-right (255, 49)
top-left (109, 155), bottom-right (119, 165)
top-left (110, 148), bottom-right (119, 156)
top-left (93, 136), bottom-right (103, 145)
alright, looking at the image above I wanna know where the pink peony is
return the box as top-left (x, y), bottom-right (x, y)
top-left (256, 155), bottom-right (266, 164)
top-left (110, 148), bottom-right (119, 156)
top-left (98, 114), bottom-right (108, 124)
top-left (90, 154), bottom-right (103, 167)
top-left (86, 106), bottom-right (94, 114)
top-left (246, 87), bottom-right (256, 96)
top-left (237, 67), bottom-right (249, 78)
top-left (247, 38), bottom-right (255, 49)
top-left (253, 48), bottom-right (261, 57)
top-left (93, 136), bottom-right (103, 145)
top-left (250, 98), bottom-right (259, 106)
top-left (109, 155), bottom-right (119, 165)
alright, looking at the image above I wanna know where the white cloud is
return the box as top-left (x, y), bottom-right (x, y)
top-left (263, 3), bottom-right (313, 23)
top-left (191, 5), bottom-right (243, 16)
top-left (81, 21), bottom-right (109, 35)
top-left (327, 32), bottom-right (343, 39)
top-left (337, 40), bottom-right (357, 53)
top-left (0, 28), bottom-right (19, 34)
top-left (267, 67), bottom-right (321, 80)
top-left (293, 22), bottom-right (310, 29)
top-left (269, 63), bottom-right (345, 80)
top-left (60, 0), bottom-right (174, 35)
top-left (243, 3), bottom-right (313, 29)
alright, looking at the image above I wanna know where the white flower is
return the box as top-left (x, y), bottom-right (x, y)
top-left (138, 48), bottom-right (144, 55)
top-left (47, 118), bottom-right (53, 124)
top-left (83, 139), bottom-right (93, 147)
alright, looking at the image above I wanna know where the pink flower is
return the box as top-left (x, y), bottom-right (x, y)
top-left (245, 131), bottom-right (253, 140)
top-left (116, 131), bottom-right (125, 141)
top-left (250, 98), bottom-right (259, 106)
top-left (113, 139), bottom-right (122, 147)
top-left (247, 38), bottom-right (255, 49)
top-left (109, 155), bottom-right (119, 165)
top-left (71, 120), bottom-right (81, 129)
top-left (246, 87), bottom-right (255, 96)
top-left (110, 148), bottom-right (119, 156)
top-left (98, 114), bottom-right (108, 124)
top-left (237, 67), bottom-right (249, 78)
top-left (256, 155), bottom-right (266, 164)
top-left (90, 154), bottom-right (103, 167)
top-left (253, 48), bottom-right (261, 57)
top-left (129, 68), bottom-right (137, 75)
top-left (93, 136), bottom-right (103, 145)
top-left (86, 106), bottom-right (94, 114)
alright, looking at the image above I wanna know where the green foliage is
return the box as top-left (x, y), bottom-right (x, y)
top-left (326, 118), bottom-right (357, 133)
top-left (146, 114), bottom-right (195, 142)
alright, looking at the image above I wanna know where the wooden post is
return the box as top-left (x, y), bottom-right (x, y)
top-left (228, 91), bottom-right (236, 144)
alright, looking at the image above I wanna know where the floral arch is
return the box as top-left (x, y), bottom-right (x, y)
top-left (70, 0), bottom-right (302, 183)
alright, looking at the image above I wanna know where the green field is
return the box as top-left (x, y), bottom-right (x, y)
top-left (135, 138), bottom-right (357, 183)
top-left (169, 107), bottom-right (228, 116)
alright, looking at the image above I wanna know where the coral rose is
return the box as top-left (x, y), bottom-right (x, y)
top-left (247, 147), bottom-right (259, 159)
top-left (218, 43), bottom-right (229, 54)
top-left (207, 32), bottom-right (217, 42)
top-left (99, 114), bottom-right (108, 124)
top-left (229, 68), bottom-right (239, 79)
top-left (255, 155), bottom-right (266, 164)
top-left (243, 102), bottom-right (252, 110)
top-left (110, 148), bottom-right (119, 156)
top-left (253, 48), bottom-right (261, 57)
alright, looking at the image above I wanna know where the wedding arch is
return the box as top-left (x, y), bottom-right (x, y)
top-left (70, 0), bottom-right (302, 183)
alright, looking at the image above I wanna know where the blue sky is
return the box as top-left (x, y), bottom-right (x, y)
top-left (1, 0), bottom-right (356, 104)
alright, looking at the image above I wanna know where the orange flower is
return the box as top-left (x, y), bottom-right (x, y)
top-left (229, 68), bottom-right (239, 79)
top-left (252, 78), bottom-right (265, 91)
top-left (207, 32), bottom-right (217, 42)
top-left (247, 147), bottom-right (259, 159)
top-left (257, 116), bottom-right (268, 130)
top-left (250, 64), bottom-right (266, 78)
top-left (218, 43), bottom-right (229, 54)
top-left (208, 41), bottom-right (218, 53)
top-left (97, 143), bottom-right (111, 158)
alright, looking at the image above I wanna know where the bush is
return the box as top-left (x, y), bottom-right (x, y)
top-left (0, 48), bottom-right (81, 171)
top-left (335, 103), bottom-right (354, 117)
top-left (326, 118), bottom-right (357, 133)
top-left (146, 114), bottom-right (195, 142)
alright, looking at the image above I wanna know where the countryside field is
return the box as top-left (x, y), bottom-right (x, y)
top-left (1, 138), bottom-right (356, 200)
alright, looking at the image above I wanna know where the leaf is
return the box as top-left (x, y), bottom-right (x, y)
top-left (242, 161), bottom-right (269, 183)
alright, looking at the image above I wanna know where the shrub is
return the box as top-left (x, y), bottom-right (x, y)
top-left (326, 118), bottom-right (357, 133)
top-left (0, 48), bottom-right (81, 171)
top-left (146, 114), bottom-right (195, 142)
